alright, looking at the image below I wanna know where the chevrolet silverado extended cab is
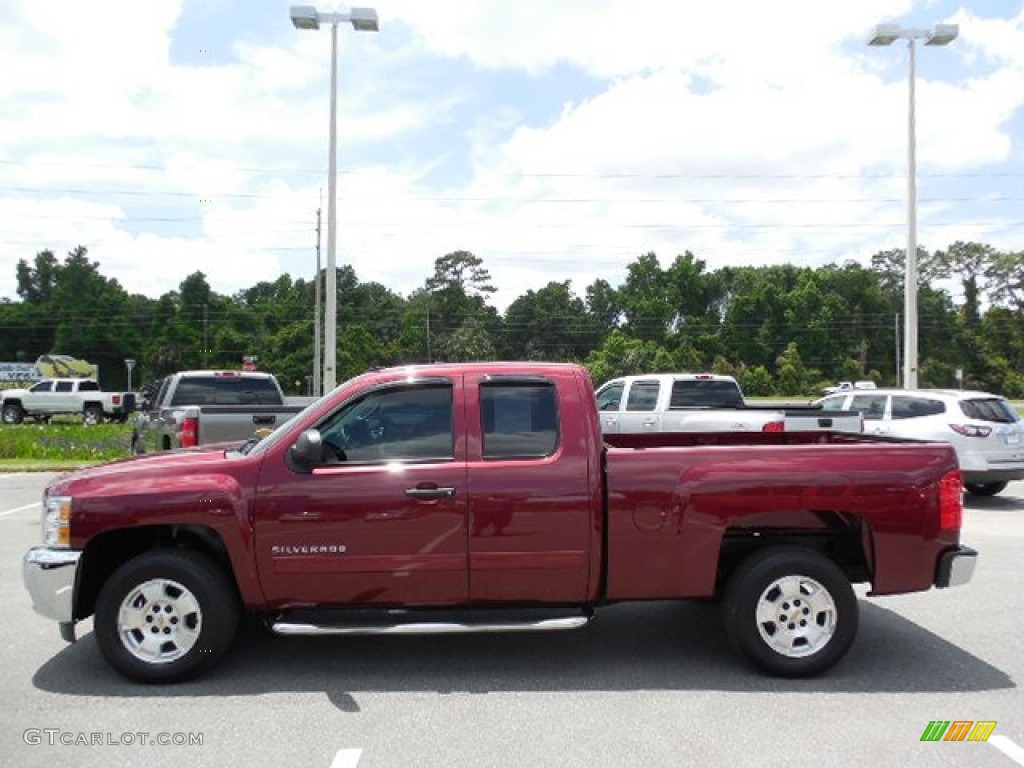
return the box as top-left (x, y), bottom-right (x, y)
top-left (131, 370), bottom-right (311, 453)
top-left (23, 362), bottom-right (975, 684)
top-left (1, 378), bottom-right (135, 425)
top-left (595, 373), bottom-right (863, 433)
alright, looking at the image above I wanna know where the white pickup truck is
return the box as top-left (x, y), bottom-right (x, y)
top-left (0, 379), bottom-right (136, 425)
top-left (595, 373), bottom-right (863, 433)
top-left (821, 380), bottom-right (878, 396)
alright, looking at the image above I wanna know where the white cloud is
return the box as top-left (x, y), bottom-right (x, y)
top-left (1, 0), bottom-right (1022, 315)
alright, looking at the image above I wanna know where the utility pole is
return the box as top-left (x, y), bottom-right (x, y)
top-left (203, 303), bottom-right (209, 368)
top-left (895, 313), bottom-right (901, 387)
top-left (313, 206), bottom-right (322, 397)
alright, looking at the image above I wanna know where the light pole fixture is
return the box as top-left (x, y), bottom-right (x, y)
top-left (290, 4), bottom-right (379, 393)
top-left (124, 358), bottom-right (135, 392)
top-left (868, 22), bottom-right (958, 389)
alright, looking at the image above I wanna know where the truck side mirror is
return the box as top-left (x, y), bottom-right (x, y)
top-left (289, 429), bottom-right (325, 468)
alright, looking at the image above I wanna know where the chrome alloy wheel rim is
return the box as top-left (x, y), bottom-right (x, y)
top-left (755, 575), bottom-right (837, 658)
top-left (117, 578), bottom-right (202, 664)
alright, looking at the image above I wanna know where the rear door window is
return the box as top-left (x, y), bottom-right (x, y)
top-left (481, 380), bottom-right (558, 459)
top-left (851, 394), bottom-right (888, 421)
top-left (625, 380), bottom-right (660, 412)
top-left (818, 395), bottom-right (848, 410)
top-left (891, 396), bottom-right (945, 420)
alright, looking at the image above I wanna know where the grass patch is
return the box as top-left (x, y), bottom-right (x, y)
top-left (0, 422), bottom-right (133, 462)
top-left (0, 459), bottom-right (103, 472)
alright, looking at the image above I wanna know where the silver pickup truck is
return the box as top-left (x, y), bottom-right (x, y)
top-left (131, 370), bottom-right (314, 453)
top-left (595, 373), bottom-right (863, 433)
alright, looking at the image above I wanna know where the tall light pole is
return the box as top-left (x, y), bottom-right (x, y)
top-left (313, 205), bottom-right (322, 397)
top-left (290, 5), bottom-right (379, 393)
top-left (868, 22), bottom-right (958, 389)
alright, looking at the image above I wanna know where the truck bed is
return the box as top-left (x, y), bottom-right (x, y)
top-left (602, 430), bottom-right (958, 599)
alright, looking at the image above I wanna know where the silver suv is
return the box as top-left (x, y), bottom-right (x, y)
top-left (817, 388), bottom-right (1024, 496)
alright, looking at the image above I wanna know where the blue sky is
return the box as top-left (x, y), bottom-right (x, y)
top-left (1, 0), bottom-right (1022, 310)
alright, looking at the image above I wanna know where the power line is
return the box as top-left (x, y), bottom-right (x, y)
top-left (2, 158), bottom-right (1022, 180)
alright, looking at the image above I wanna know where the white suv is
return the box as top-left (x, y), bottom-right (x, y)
top-left (817, 388), bottom-right (1024, 497)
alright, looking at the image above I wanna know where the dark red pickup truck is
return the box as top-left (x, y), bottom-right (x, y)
top-left (23, 362), bottom-right (976, 683)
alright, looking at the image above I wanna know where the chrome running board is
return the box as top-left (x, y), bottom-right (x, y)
top-left (270, 612), bottom-right (591, 637)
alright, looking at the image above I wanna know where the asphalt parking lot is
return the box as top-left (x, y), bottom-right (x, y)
top-left (1, 471), bottom-right (1022, 768)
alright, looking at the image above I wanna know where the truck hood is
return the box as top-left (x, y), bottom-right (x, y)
top-left (47, 444), bottom-right (245, 495)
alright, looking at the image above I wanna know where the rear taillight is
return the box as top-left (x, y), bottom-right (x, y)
top-left (112, 394), bottom-right (121, 405)
top-left (939, 469), bottom-right (963, 531)
top-left (180, 416), bottom-right (199, 448)
top-left (761, 420), bottom-right (785, 433)
top-left (949, 424), bottom-right (992, 438)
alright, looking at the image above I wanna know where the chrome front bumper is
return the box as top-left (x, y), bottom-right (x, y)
top-left (23, 548), bottom-right (82, 639)
top-left (935, 546), bottom-right (978, 588)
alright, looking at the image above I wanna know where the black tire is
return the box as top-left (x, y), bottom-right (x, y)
top-left (2, 402), bottom-right (24, 425)
top-left (94, 549), bottom-right (240, 683)
top-left (722, 547), bottom-right (858, 677)
top-left (965, 481), bottom-right (1007, 497)
top-left (83, 404), bottom-right (104, 426)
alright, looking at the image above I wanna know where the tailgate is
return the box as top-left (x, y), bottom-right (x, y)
top-left (783, 410), bottom-right (863, 433)
top-left (197, 406), bottom-right (302, 444)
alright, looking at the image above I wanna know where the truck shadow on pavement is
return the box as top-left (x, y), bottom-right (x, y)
top-left (965, 494), bottom-right (1024, 511)
top-left (32, 600), bottom-right (1012, 710)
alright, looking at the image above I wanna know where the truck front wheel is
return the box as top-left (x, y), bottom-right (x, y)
top-left (722, 547), bottom-right (857, 677)
top-left (94, 549), bottom-right (239, 683)
top-left (2, 403), bottom-right (24, 424)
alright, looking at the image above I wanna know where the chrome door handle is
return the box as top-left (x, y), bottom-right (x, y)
top-left (404, 487), bottom-right (456, 500)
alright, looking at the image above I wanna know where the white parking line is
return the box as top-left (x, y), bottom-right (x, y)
top-left (0, 502), bottom-right (40, 518)
top-left (991, 735), bottom-right (1024, 766)
top-left (330, 749), bottom-right (362, 768)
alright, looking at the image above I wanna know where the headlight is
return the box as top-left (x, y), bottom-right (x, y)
top-left (42, 495), bottom-right (72, 548)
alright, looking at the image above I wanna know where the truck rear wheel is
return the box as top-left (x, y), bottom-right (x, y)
top-left (83, 404), bottom-right (104, 426)
top-left (94, 549), bottom-right (239, 683)
top-left (722, 547), bottom-right (857, 677)
top-left (964, 481), bottom-right (1007, 497)
top-left (2, 403), bottom-right (24, 424)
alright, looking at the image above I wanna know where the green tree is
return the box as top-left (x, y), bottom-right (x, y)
top-left (775, 342), bottom-right (818, 397)
top-left (501, 281), bottom-right (595, 360)
top-left (584, 278), bottom-right (622, 337)
top-left (618, 252), bottom-right (674, 343)
top-left (419, 250), bottom-right (499, 362)
top-left (438, 316), bottom-right (496, 362)
top-left (737, 364), bottom-right (774, 397)
top-left (584, 330), bottom-right (674, 385)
